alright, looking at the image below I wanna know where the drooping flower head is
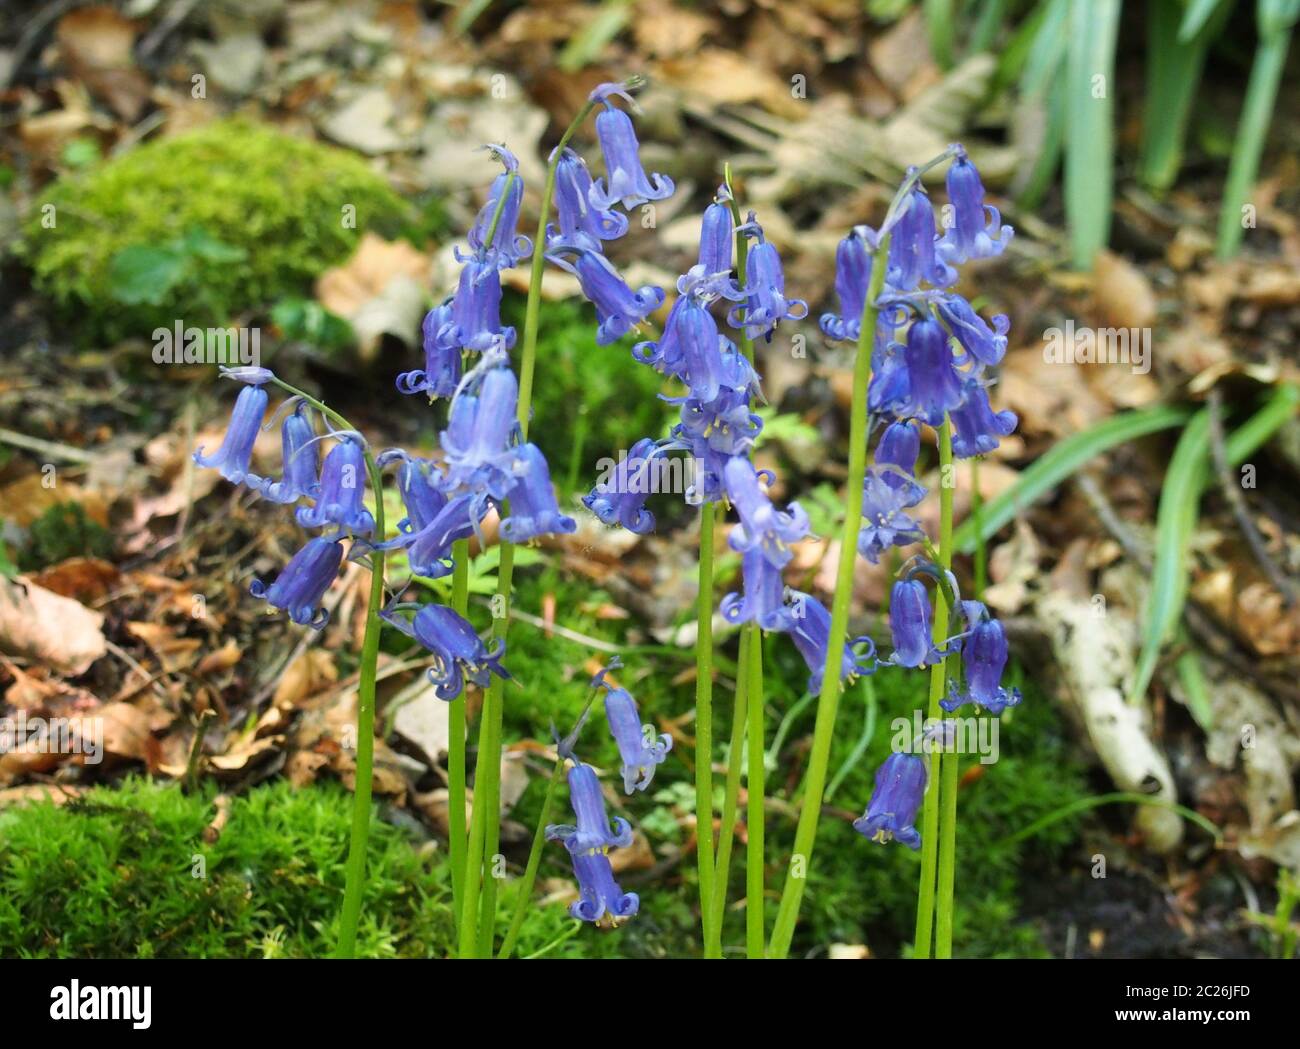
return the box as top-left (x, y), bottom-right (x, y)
top-left (560, 848), bottom-right (640, 927)
top-left (936, 294), bottom-right (1009, 369)
top-left (499, 442), bottom-right (577, 542)
top-left (949, 378), bottom-right (1018, 460)
top-left (721, 546), bottom-right (794, 631)
top-left (545, 761), bottom-right (634, 854)
top-left (820, 226), bottom-right (875, 342)
top-left (858, 469), bottom-right (926, 564)
top-left (587, 84), bottom-right (675, 211)
top-left (193, 383), bottom-right (268, 487)
top-left (441, 357), bottom-right (519, 494)
top-left (787, 591), bottom-right (876, 694)
top-left (583, 437), bottom-right (662, 535)
top-left (295, 435), bottom-right (375, 536)
top-left (249, 535), bottom-right (344, 629)
top-left (852, 752), bottom-right (927, 850)
top-left (942, 602), bottom-right (1022, 715)
top-left (555, 248), bottom-right (665, 345)
top-left (548, 147), bottom-right (628, 253)
top-left (381, 602), bottom-right (510, 701)
top-left (898, 315), bottom-right (964, 427)
top-left (441, 258), bottom-right (517, 353)
top-left (727, 218), bottom-right (808, 341)
top-left (937, 145), bottom-right (1014, 264)
top-left (723, 456), bottom-right (809, 568)
top-left (396, 303), bottom-right (461, 399)
top-left (258, 400), bottom-right (320, 504)
top-left (598, 678), bottom-right (672, 795)
top-left (886, 178), bottom-right (954, 291)
top-left (462, 144), bottom-right (532, 268)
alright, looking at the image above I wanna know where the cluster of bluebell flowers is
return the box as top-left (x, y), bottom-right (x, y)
top-left (195, 138), bottom-right (578, 704)
top-left (544, 661), bottom-right (666, 925)
top-left (820, 146), bottom-right (1021, 851)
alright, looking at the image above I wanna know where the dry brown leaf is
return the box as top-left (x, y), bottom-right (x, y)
top-left (273, 650), bottom-right (339, 709)
top-left (55, 7), bottom-right (151, 121)
top-left (0, 784), bottom-right (83, 809)
top-left (98, 701), bottom-right (154, 761)
top-left (315, 232), bottom-right (431, 362)
top-left (197, 640), bottom-right (242, 677)
top-left (1093, 250), bottom-right (1158, 330)
top-left (30, 558), bottom-right (119, 602)
top-left (0, 577), bottom-right (107, 675)
top-left (0, 474), bottom-right (110, 529)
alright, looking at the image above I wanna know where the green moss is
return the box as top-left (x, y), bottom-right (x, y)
top-left (19, 119), bottom-right (410, 342)
top-left (0, 778), bottom-right (451, 958)
top-left (506, 295), bottom-right (671, 495)
top-left (19, 501), bottom-right (114, 571)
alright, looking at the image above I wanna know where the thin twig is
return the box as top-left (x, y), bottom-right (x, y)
top-left (1207, 389), bottom-right (1296, 606)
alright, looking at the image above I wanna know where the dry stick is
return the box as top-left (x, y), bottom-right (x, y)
top-left (1207, 390), bottom-right (1297, 606)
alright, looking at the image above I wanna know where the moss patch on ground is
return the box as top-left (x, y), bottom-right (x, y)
top-left (20, 119), bottom-right (410, 343)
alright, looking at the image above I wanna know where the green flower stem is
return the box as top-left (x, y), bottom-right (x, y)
top-left (498, 758), bottom-right (565, 958)
top-left (456, 83), bottom-right (628, 952)
top-left (707, 627), bottom-right (750, 957)
top-left (767, 229), bottom-right (892, 960)
top-left (745, 622), bottom-right (766, 958)
top-left (931, 421), bottom-right (958, 959)
top-left (448, 539), bottom-right (470, 939)
top-left (263, 379), bottom-right (388, 960)
top-left (913, 421), bottom-right (955, 959)
top-left (695, 503), bottom-right (719, 951)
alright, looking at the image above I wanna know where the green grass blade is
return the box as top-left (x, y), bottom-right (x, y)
top-left (1174, 644), bottom-right (1215, 732)
top-left (1217, 5), bottom-right (1298, 256)
top-left (1129, 410), bottom-right (1210, 705)
top-left (998, 791), bottom-right (1222, 847)
top-left (953, 404), bottom-right (1193, 554)
top-left (970, 0), bottom-right (1009, 53)
top-left (1064, 0), bottom-right (1121, 268)
top-left (1140, 0), bottom-right (1229, 192)
top-left (1179, 0), bottom-right (1228, 39)
top-left (993, 0), bottom-right (1054, 94)
top-left (925, 0), bottom-right (957, 69)
top-left (558, 0), bottom-right (632, 72)
top-left (1131, 383), bottom-right (1300, 703)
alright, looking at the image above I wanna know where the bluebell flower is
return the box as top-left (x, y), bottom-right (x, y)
top-left (898, 316), bottom-right (964, 426)
top-left (674, 384), bottom-right (762, 459)
top-left (727, 225), bottom-right (808, 341)
top-left (461, 144), bottom-right (531, 268)
top-left (250, 535), bottom-right (343, 629)
top-left (858, 470), bottom-right (926, 564)
top-left (888, 578), bottom-right (937, 668)
top-left (820, 226), bottom-right (874, 342)
top-left (381, 602), bottom-right (510, 701)
top-left (631, 294), bottom-right (687, 376)
top-left (677, 192), bottom-right (743, 301)
top-left (559, 249), bottom-right (665, 345)
top-left (723, 457), bottom-right (809, 568)
top-left (588, 102), bottom-right (675, 211)
top-left (383, 491), bottom-right (483, 579)
top-left (558, 848), bottom-right (640, 926)
top-left (852, 752), bottom-right (926, 850)
top-left (499, 442), bottom-right (577, 542)
top-left (886, 181), bottom-right (954, 291)
top-left (193, 383), bottom-right (268, 486)
top-left (583, 437), bottom-right (661, 534)
top-left (936, 295), bottom-right (1009, 369)
top-left (721, 547), bottom-right (794, 631)
top-left (875, 420), bottom-right (926, 503)
top-left (675, 297), bottom-right (730, 402)
top-left (258, 401), bottom-right (320, 504)
top-left (441, 362), bottom-right (518, 494)
top-left (867, 336), bottom-right (911, 416)
top-left (547, 147), bottom-right (628, 253)
top-left (950, 379), bottom-right (1018, 459)
top-left (442, 259), bottom-right (517, 353)
top-left (218, 365), bottom-right (275, 385)
top-left (390, 455), bottom-right (447, 535)
top-left (396, 304), bottom-right (461, 399)
top-left (942, 604), bottom-right (1022, 715)
top-left (295, 436), bottom-right (375, 536)
top-left (600, 683), bottom-right (672, 794)
top-left (937, 146), bottom-right (1013, 264)
top-left (545, 762), bottom-right (634, 854)
top-left (788, 591), bottom-right (875, 694)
